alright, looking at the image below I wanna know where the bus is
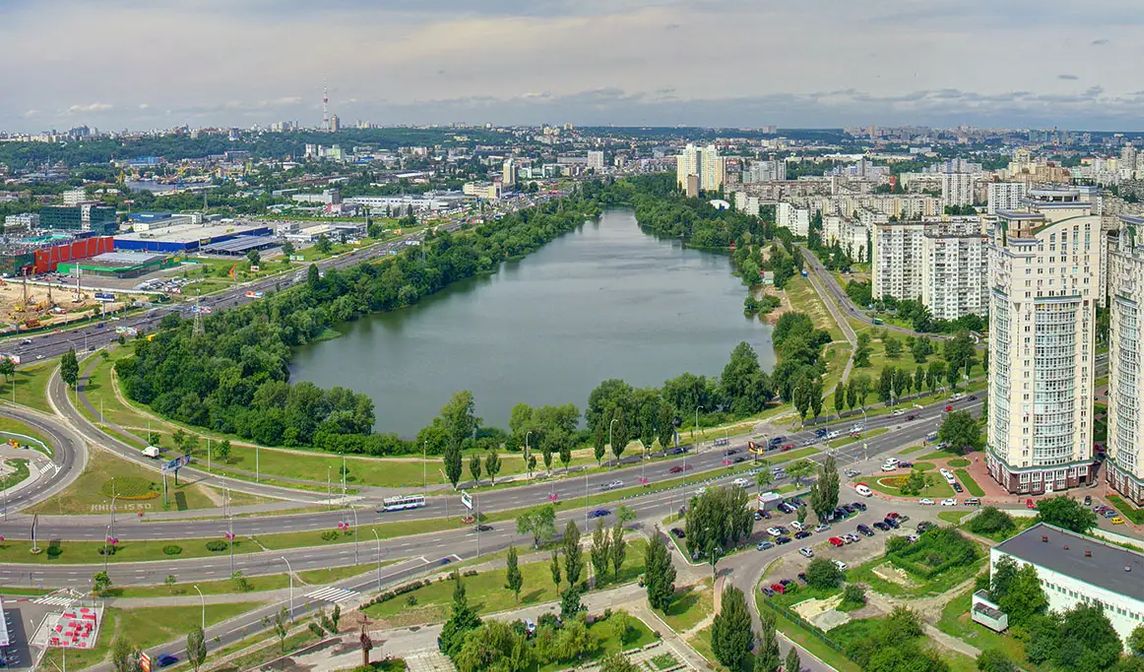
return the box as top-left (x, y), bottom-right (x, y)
top-left (379, 494), bottom-right (426, 512)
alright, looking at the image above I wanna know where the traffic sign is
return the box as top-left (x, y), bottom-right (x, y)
top-left (140, 652), bottom-right (152, 672)
top-left (460, 490), bottom-right (473, 510)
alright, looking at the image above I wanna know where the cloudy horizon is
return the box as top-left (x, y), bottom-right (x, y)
top-left (4, 0), bottom-right (1144, 133)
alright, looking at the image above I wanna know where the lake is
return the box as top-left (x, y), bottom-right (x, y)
top-left (291, 207), bottom-right (774, 436)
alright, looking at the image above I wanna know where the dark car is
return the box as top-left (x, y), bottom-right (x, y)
top-left (898, 461), bottom-right (913, 469)
top-left (814, 428), bottom-right (828, 438)
top-left (789, 497), bottom-right (806, 507)
top-left (775, 536), bottom-right (792, 545)
top-left (840, 504), bottom-right (855, 514)
top-left (795, 530), bottom-right (811, 540)
top-left (797, 572), bottom-right (808, 583)
top-left (952, 483), bottom-right (964, 493)
top-left (670, 527), bottom-right (685, 539)
top-left (761, 586), bottom-right (775, 597)
top-left (873, 521), bottom-right (890, 531)
top-left (476, 524), bottom-right (494, 532)
top-left (857, 524), bottom-right (874, 536)
top-left (968, 395), bottom-right (978, 401)
top-left (589, 508), bottom-right (611, 518)
top-left (769, 436), bottom-right (785, 447)
top-left (851, 501), bottom-right (867, 511)
top-left (884, 517), bottom-right (900, 529)
top-left (156, 654), bottom-right (179, 668)
top-left (779, 578), bottom-right (794, 587)
top-left (906, 414), bottom-right (917, 421)
top-left (754, 511), bottom-right (763, 521)
top-left (916, 521), bottom-right (936, 533)
top-left (724, 448), bottom-right (739, 456)
top-left (1084, 495), bottom-right (1092, 506)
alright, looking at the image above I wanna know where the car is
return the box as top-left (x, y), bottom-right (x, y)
top-left (1084, 495), bottom-right (1093, 506)
top-left (775, 536), bottom-right (792, 545)
top-left (856, 524), bottom-right (874, 537)
top-left (952, 483), bottom-right (964, 493)
top-left (797, 572), bottom-right (808, 583)
top-left (799, 547), bottom-right (814, 558)
top-left (733, 455), bottom-right (748, 463)
top-left (670, 527), bottom-right (686, 539)
top-left (892, 409), bottom-right (904, 416)
top-left (814, 523), bottom-right (831, 533)
top-left (775, 525), bottom-right (789, 534)
top-left (440, 557), bottom-right (453, 565)
top-left (884, 517), bottom-right (900, 529)
top-left (589, 508), bottom-right (611, 518)
top-left (669, 465), bottom-right (689, 474)
top-left (850, 424), bottom-right (864, 433)
top-left (35, 354), bottom-right (44, 360)
top-left (771, 583), bottom-right (786, 594)
top-left (694, 487), bottom-right (707, 496)
top-left (790, 521), bottom-right (805, 531)
top-left (906, 414), bottom-right (917, 421)
top-left (844, 468), bottom-right (861, 478)
top-left (754, 511), bottom-right (764, 521)
top-left (757, 540), bottom-right (775, 550)
top-left (840, 504), bottom-right (856, 515)
top-left (886, 512), bottom-right (900, 519)
top-left (732, 477), bottom-right (750, 488)
top-left (1026, 498), bottom-right (1036, 509)
top-left (826, 431), bottom-right (840, 440)
top-left (779, 578), bottom-right (794, 588)
top-left (601, 480), bottom-right (623, 491)
top-left (907, 534), bottom-right (920, 543)
top-left (1112, 516), bottom-right (1125, 525)
top-left (476, 524), bottom-right (494, 532)
top-left (845, 533), bottom-right (860, 543)
top-left (1104, 510), bottom-right (1118, 519)
top-left (766, 527), bottom-right (783, 537)
top-left (855, 484), bottom-right (872, 497)
top-left (828, 536), bottom-right (845, 547)
top-left (919, 498), bottom-right (935, 505)
top-left (968, 395), bottom-right (978, 401)
top-left (964, 497), bottom-right (981, 507)
top-left (873, 521), bottom-right (890, 531)
top-left (814, 428), bottom-right (828, 438)
top-left (833, 560), bottom-right (848, 571)
top-left (778, 502), bottom-right (795, 514)
top-left (795, 530), bottom-right (811, 539)
top-left (850, 501), bottom-right (867, 511)
top-left (916, 521), bottom-right (936, 533)
top-left (723, 448), bottom-right (739, 456)
top-left (156, 654), bottom-right (179, 668)
top-left (761, 586), bottom-right (775, 597)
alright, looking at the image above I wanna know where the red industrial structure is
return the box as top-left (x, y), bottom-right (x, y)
top-left (32, 237), bottom-right (115, 274)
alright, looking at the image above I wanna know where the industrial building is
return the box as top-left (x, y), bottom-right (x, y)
top-left (0, 235), bottom-right (114, 276)
top-left (58, 251), bottom-right (174, 278)
top-left (113, 222), bottom-right (272, 253)
top-left (40, 205), bottom-right (118, 235)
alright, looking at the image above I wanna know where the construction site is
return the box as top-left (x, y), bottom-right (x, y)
top-left (0, 276), bottom-right (121, 333)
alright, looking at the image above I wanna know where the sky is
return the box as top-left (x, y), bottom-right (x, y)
top-left (4, 0), bottom-right (1144, 132)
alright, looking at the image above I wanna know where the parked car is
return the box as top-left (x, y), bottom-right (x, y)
top-left (670, 527), bottom-right (686, 539)
top-left (1112, 516), bottom-right (1125, 525)
top-left (795, 530), bottom-right (811, 540)
top-left (833, 560), bottom-right (848, 571)
top-left (799, 547), bottom-right (814, 558)
top-left (941, 497), bottom-right (957, 506)
top-left (916, 521), bottom-right (936, 533)
top-left (771, 583), bottom-right (786, 594)
top-left (828, 537), bottom-right (845, 547)
top-left (762, 586), bottom-right (775, 597)
top-left (775, 536), bottom-right (792, 545)
top-left (753, 511), bottom-right (764, 521)
top-left (964, 497), bottom-right (981, 507)
top-left (873, 521), bottom-right (890, 531)
top-left (919, 498), bottom-right (935, 506)
top-left (814, 523), bottom-right (831, 533)
top-left (790, 521), bottom-right (805, 531)
top-left (757, 541), bottom-right (775, 551)
top-left (850, 501), bottom-right (867, 511)
top-left (856, 524), bottom-right (874, 537)
top-left (1026, 498), bottom-right (1036, 509)
top-left (797, 572), bottom-right (808, 583)
top-left (766, 527), bottom-right (783, 537)
top-left (1083, 495), bottom-right (1092, 506)
top-left (884, 517), bottom-right (900, 529)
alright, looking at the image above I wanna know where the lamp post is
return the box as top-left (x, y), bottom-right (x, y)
top-left (422, 440), bottom-right (428, 494)
top-left (193, 584), bottom-right (205, 630)
top-left (694, 405), bottom-right (703, 451)
top-left (608, 418), bottom-right (618, 465)
top-left (371, 529), bottom-right (382, 592)
top-left (280, 556), bottom-right (294, 620)
top-left (347, 506), bottom-right (359, 564)
top-left (525, 431), bottom-right (532, 476)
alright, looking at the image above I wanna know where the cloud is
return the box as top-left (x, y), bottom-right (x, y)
top-left (1091, 38), bottom-right (1110, 45)
top-left (1058, 74), bottom-right (1079, 80)
top-left (66, 102), bottom-right (113, 113)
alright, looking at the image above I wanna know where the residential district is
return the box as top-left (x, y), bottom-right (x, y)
top-left (0, 119), bottom-right (1140, 672)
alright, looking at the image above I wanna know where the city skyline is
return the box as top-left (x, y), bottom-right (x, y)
top-left (5, 0), bottom-right (1144, 132)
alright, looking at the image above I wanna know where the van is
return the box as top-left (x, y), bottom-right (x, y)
top-left (964, 497), bottom-right (981, 507)
top-left (855, 484), bottom-right (872, 497)
top-left (142, 446), bottom-right (161, 459)
top-left (925, 431), bottom-right (939, 442)
top-left (881, 458), bottom-right (900, 471)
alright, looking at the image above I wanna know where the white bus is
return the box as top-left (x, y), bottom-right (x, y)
top-left (380, 494), bottom-right (426, 512)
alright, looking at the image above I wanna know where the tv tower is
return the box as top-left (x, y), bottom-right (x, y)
top-left (322, 86), bottom-right (330, 132)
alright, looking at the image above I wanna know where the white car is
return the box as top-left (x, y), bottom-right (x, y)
top-left (766, 527), bottom-right (783, 537)
top-left (601, 480), bottom-right (624, 491)
top-left (941, 498), bottom-right (958, 506)
top-left (850, 424), bottom-right (864, 433)
top-left (939, 468), bottom-right (952, 478)
top-left (790, 521), bottom-right (805, 531)
top-left (892, 409), bottom-right (904, 416)
top-left (919, 498), bottom-right (935, 506)
top-left (814, 523), bottom-right (831, 533)
top-left (834, 560), bottom-right (848, 571)
top-left (826, 431), bottom-right (840, 440)
top-left (732, 477), bottom-right (749, 488)
top-left (799, 547), bottom-right (814, 558)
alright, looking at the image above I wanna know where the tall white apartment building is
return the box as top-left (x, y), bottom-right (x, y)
top-left (776, 202), bottom-right (809, 237)
top-left (987, 182), bottom-right (1028, 215)
top-left (675, 144), bottom-right (725, 193)
top-left (501, 159), bottom-right (518, 187)
top-left (986, 188), bottom-right (1100, 494)
top-left (587, 151), bottom-right (605, 172)
top-left (744, 159), bottom-right (786, 183)
top-left (941, 172), bottom-right (974, 208)
top-left (1106, 214), bottom-right (1144, 505)
top-left (62, 188), bottom-right (87, 206)
top-left (733, 191), bottom-right (760, 216)
top-left (920, 218), bottom-right (988, 320)
top-left (823, 215), bottom-right (869, 262)
top-left (872, 221), bottom-right (925, 301)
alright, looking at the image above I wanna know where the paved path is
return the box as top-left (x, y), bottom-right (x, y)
top-left (798, 247), bottom-right (856, 386)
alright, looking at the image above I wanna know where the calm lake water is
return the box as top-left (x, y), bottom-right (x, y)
top-left (291, 208), bottom-right (774, 437)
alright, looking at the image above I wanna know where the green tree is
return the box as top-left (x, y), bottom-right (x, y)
top-left (755, 611), bottom-right (781, 672)
top-left (505, 544), bottom-right (523, 602)
top-left (438, 571), bottom-right (481, 657)
top-left (454, 620), bottom-right (534, 672)
top-left (92, 570), bottom-right (112, 596)
top-left (281, 240), bottom-right (295, 257)
top-left (900, 467), bottom-right (932, 496)
top-left (1053, 602), bottom-right (1122, 672)
top-left (468, 452), bottom-right (482, 485)
top-left (600, 653), bottom-right (640, 672)
top-left (560, 583), bottom-right (585, 619)
top-left (1035, 496), bottom-right (1099, 534)
top-left (111, 637), bottom-right (141, 672)
top-left (315, 234), bottom-right (333, 254)
top-left (610, 408), bottom-right (630, 463)
top-left (550, 549), bottom-right (562, 592)
top-left (440, 390), bottom-right (480, 447)
top-left (563, 520), bottom-right (584, 588)
top-left (784, 647), bottom-right (801, 672)
top-left (967, 507), bottom-right (1015, 536)
top-left (484, 450), bottom-right (501, 484)
top-left (265, 607), bottom-right (289, 651)
top-left (644, 536), bottom-right (676, 611)
top-left (878, 367), bottom-right (894, 405)
top-left (0, 357), bottom-right (15, 384)
top-left (787, 459), bottom-right (814, 486)
top-left (217, 439), bottom-right (231, 463)
top-left (1128, 624), bottom-right (1144, 656)
top-left (593, 423), bottom-right (607, 465)
top-left (834, 381), bottom-right (847, 415)
top-left (186, 626), bottom-right (207, 672)
top-left (443, 442), bottom-right (463, 490)
top-left (883, 334), bottom-right (902, 359)
top-left (515, 504), bottom-right (556, 548)
top-left (591, 519), bottom-right (612, 585)
top-left (804, 558), bottom-right (844, 589)
top-left (61, 348), bottom-right (80, 388)
top-left (711, 586), bottom-right (754, 670)
top-left (809, 456), bottom-right (839, 523)
top-left (611, 520), bottom-right (627, 577)
top-left (938, 411), bottom-right (982, 454)
top-left (976, 648), bottom-right (1016, 672)
top-left (989, 555), bottom-right (1047, 627)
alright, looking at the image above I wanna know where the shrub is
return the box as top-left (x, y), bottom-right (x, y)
top-left (805, 558), bottom-right (844, 589)
top-left (205, 540), bottom-right (228, 552)
top-left (967, 507), bottom-right (1015, 537)
top-left (842, 583), bottom-right (866, 607)
top-left (888, 527), bottom-right (978, 579)
top-left (46, 544), bottom-right (63, 558)
top-left (320, 530), bottom-right (339, 542)
top-left (162, 545), bottom-right (183, 556)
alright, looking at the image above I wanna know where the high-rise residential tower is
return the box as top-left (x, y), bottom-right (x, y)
top-left (1106, 215), bottom-right (1144, 504)
top-left (675, 144), bottom-right (725, 193)
top-left (985, 188), bottom-right (1100, 494)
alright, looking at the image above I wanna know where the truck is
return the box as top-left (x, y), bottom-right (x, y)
top-left (142, 446), bottom-right (161, 458)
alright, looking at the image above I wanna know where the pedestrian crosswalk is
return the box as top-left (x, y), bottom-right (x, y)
top-left (33, 595), bottom-right (78, 607)
top-left (304, 586), bottom-right (360, 604)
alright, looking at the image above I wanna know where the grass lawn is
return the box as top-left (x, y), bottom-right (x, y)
top-left (954, 469), bottom-right (985, 497)
top-left (1106, 495), bottom-right (1144, 525)
top-left (754, 591), bottom-right (859, 672)
top-left (8, 359), bottom-right (56, 414)
top-left (536, 614), bottom-right (657, 672)
top-left (685, 625), bottom-right (722, 671)
top-left (866, 473), bottom-right (954, 499)
top-left (918, 450), bottom-right (958, 461)
top-left (783, 276), bottom-right (845, 343)
top-left (847, 552), bottom-right (986, 599)
top-left (0, 459), bottom-right (29, 490)
top-left (39, 601), bottom-right (264, 671)
top-left (660, 578), bottom-right (713, 633)
top-left (936, 588), bottom-right (1038, 671)
top-left (108, 562), bottom-right (386, 598)
top-left (820, 342), bottom-right (853, 398)
top-left (912, 461), bottom-right (937, 471)
top-left (948, 458), bottom-right (970, 467)
top-left (939, 511), bottom-right (969, 525)
top-left (0, 416), bottom-right (53, 456)
top-left (899, 444), bottom-right (927, 455)
top-left (364, 539), bottom-right (649, 627)
top-left (26, 446), bottom-right (219, 516)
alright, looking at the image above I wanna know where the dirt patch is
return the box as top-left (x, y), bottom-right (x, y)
top-left (871, 562), bottom-right (920, 588)
top-left (791, 592), bottom-right (843, 624)
top-left (0, 280), bottom-right (113, 331)
top-left (761, 286), bottom-right (792, 325)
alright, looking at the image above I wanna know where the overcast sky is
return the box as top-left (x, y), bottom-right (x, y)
top-left (4, 0), bottom-right (1144, 132)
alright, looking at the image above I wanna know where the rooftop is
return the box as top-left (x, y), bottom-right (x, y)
top-left (993, 522), bottom-right (1144, 603)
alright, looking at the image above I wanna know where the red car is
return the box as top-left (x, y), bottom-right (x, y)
top-left (886, 512), bottom-right (900, 519)
top-left (771, 583), bottom-right (786, 594)
top-left (944, 405), bottom-right (953, 412)
top-left (781, 443), bottom-right (794, 452)
top-left (1026, 498), bottom-right (1035, 509)
top-left (828, 537), bottom-right (845, 547)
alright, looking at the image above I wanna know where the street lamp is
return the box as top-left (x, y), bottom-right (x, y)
top-left (694, 405), bottom-right (704, 451)
top-left (280, 556), bottom-right (294, 621)
top-left (371, 529), bottom-right (382, 592)
top-left (525, 431), bottom-right (532, 476)
top-left (193, 584), bottom-right (205, 630)
top-left (422, 440), bottom-right (428, 494)
top-left (346, 506), bottom-right (359, 564)
top-left (608, 418), bottom-right (618, 465)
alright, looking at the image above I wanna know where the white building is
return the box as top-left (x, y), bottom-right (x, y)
top-left (587, 151), bottom-right (605, 172)
top-left (733, 191), bottom-right (760, 216)
top-left (463, 182), bottom-right (501, 200)
top-left (986, 188), bottom-right (1100, 493)
top-left (62, 188), bottom-right (87, 206)
top-left (872, 220), bottom-right (926, 301)
top-left (823, 215), bottom-right (869, 262)
top-left (1106, 214), bottom-right (1144, 505)
top-left (291, 189), bottom-right (341, 206)
top-left (920, 218), bottom-right (988, 320)
top-left (987, 183), bottom-right (1028, 215)
top-left (675, 144), bottom-right (725, 193)
top-left (992, 523), bottom-right (1144, 645)
top-left (502, 159), bottom-right (518, 187)
top-left (744, 159), bottom-right (786, 183)
top-left (3, 213), bottom-right (39, 230)
top-left (941, 172), bottom-right (974, 208)
top-left (776, 202), bottom-right (809, 237)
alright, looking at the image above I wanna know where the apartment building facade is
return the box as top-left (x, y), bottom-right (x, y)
top-left (1106, 214), bottom-right (1144, 504)
top-left (920, 218), bottom-right (988, 320)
